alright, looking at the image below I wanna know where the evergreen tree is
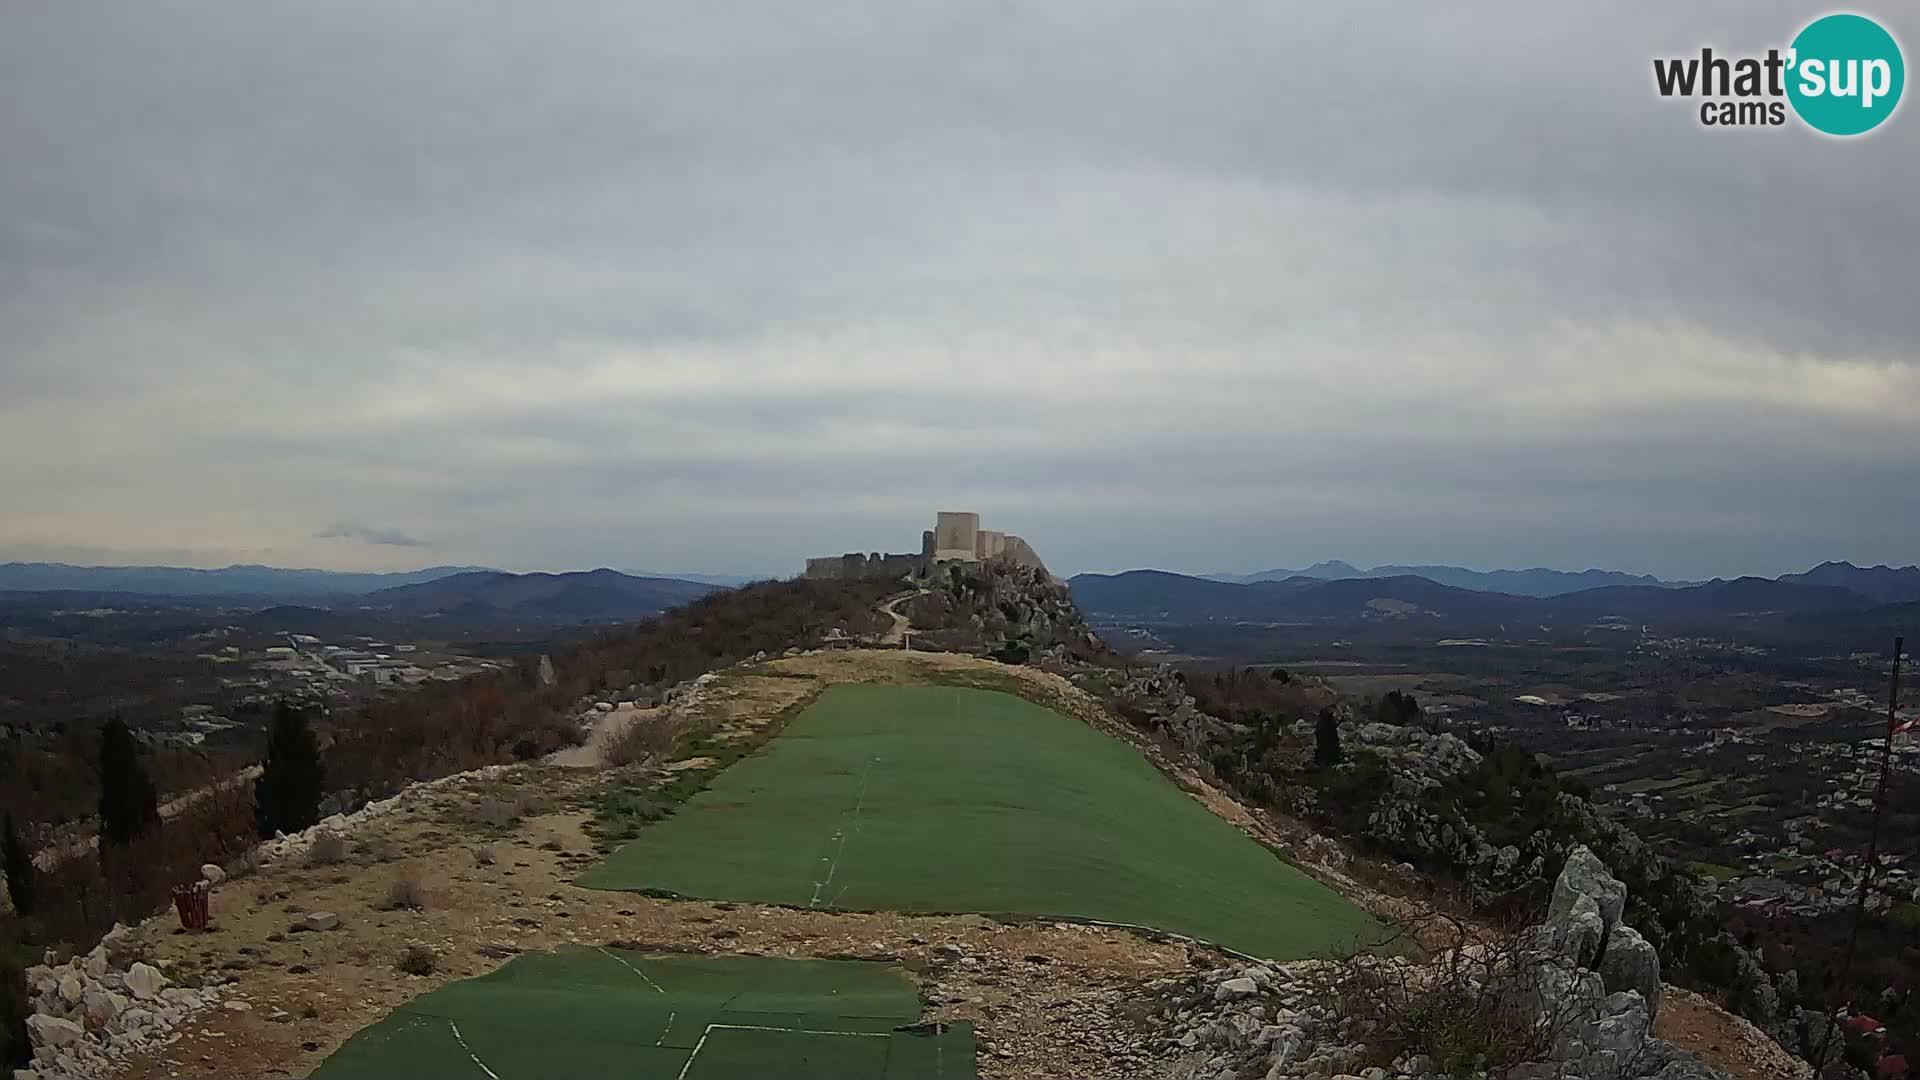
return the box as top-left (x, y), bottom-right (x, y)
top-left (255, 702), bottom-right (325, 838)
top-left (97, 717), bottom-right (160, 848)
top-left (1374, 690), bottom-right (1422, 727)
top-left (1314, 706), bottom-right (1344, 767)
top-left (1, 812), bottom-right (32, 917)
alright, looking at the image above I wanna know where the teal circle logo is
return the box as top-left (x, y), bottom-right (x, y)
top-left (1787, 13), bottom-right (1905, 135)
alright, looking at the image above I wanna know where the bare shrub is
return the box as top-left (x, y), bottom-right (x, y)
top-left (381, 876), bottom-right (426, 912)
top-left (223, 846), bottom-right (263, 881)
top-left (395, 943), bottom-right (436, 976)
top-left (472, 846), bottom-right (496, 867)
top-left (604, 713), bottom-right (678, 768)
top-left (307, 830), bottom-right (347, 866)
top-left (470, 799), bottom-right (524, 831)
top-left (1304, 908), bottom-right (1588, 1076)
top-left (356, 836), bottom-right (398, 864)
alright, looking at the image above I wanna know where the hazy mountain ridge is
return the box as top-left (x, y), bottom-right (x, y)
top-left (362, 568), bottom-right (719, 619)
top-left (1072, 565), bottom-right (1885, 625)
top-left (0, 561), bottom-right (495, 597)
top-left (1777, 560), bottom-right (1920, 604)
top-left (1209, 562), bottom-right (1687, 596)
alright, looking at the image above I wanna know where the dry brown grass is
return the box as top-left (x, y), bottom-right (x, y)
top-left (395, 943), bottom-right (436, 976)
top-left (603, 712), bottom-right (679, 768)
top-left (307, 831), bottom-right (348, 866)
top-left (380, 876), bottom-right (426, 912)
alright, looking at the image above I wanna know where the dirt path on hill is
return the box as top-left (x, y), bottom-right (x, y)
top-left (542, 703), bottom-right (662, 768)
top-left (876, 588), bottom-right (922, 645)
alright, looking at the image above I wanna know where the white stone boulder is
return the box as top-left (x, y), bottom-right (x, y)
top-left (26, 1015), bottom-right (84, 1049)
top-left (124, 962), bottom-right (167, 1000)
top-left (1214, 976), bottom-right (1260, 1002)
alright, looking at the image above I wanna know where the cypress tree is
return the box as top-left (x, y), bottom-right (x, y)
top-left (97, 717), bottom-right (160, 848)
top-left (255, 702), bottom-right (325, 838)
top-left (1314, 706), bottom-right (1344, 768)
top-left (1, 812), bottom-right (31, 917)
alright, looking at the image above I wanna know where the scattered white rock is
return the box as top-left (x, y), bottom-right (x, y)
top-left (199, 862), bottom-right (226, 885)
top-left (124, 963), bottom-right (166, 1001)
top-left (26, 1015), bottom-right (83, 1049)
top-left (303, 911), bottom-right (341, 932)
top-left (1214, 976), bottom-right (1259, 1002)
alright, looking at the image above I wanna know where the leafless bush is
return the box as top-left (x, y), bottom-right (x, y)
top-left (472, 846), bottom-right (496, 867)
top-left (396, 943), bottom-right (436, 975)
top-left (470, 798), bottom-right (529, 831)
top-left (604, 714), bottom-right (678, 768)
top-left (356, 835), bottom-right (398, 864)
top-left (223, 846), bottom-right (263, 881)
top-left (381, 876), bottom-right (426, 912)
top-left (307, 830), bottom-right (347, 866)
top-left (1304, 908), bottom-right (1587, 1076)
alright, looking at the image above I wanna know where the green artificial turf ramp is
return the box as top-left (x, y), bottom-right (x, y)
top-left (580, 683), bottom-right (1374, 959)
top-left (310, 948), bottom-right (974, 1079)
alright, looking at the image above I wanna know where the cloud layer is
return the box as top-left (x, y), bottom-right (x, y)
top-left (3, 2), bottom-right (1916, 579)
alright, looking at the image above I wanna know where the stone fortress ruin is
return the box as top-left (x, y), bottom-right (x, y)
top-left (804, 511), bottom-right (1048, 581)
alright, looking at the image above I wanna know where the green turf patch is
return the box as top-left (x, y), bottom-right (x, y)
top-left (580, 684), bottom-right (1375, 960)
top-left (310, 948), bottom-right (974, 1080)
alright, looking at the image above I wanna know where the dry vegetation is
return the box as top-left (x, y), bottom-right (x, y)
top-left (2, 579), bottom-right (895, 962)
top-left (92, 759), bottom-right (1192, 1080)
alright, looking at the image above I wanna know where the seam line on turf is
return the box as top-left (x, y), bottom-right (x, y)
top-left (809, 754), bottom-right (878, 907)
top-left (447, 1020), bottom-right (502, 1080)
top-left (657, 1009), bottom-right (676, 1046)
top-left (598, 946), bottom-right (668, 994)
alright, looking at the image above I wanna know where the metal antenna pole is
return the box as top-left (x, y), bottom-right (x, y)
top-left (1814, 635), bottom-right (1903, 1071)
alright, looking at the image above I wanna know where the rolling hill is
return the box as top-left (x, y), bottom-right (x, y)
top-left (1220, 562), bottom-right (1682, 596)
top-left (362, 569), bottom-right (720, 619)
top-left (1069, 568), bottom-right (1875, 627)
top-left (0, 562), bottom-right (492, 598)
top-left (1777, 561), bottom-right (1920, 604)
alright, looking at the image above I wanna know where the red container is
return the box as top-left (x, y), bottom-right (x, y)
top-left (172, 881), bottom-right (210, 931)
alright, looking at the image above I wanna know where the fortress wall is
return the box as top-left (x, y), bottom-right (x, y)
top-left (998, 535), bottom-right (1049, 575)
top-left (803, 552), bottom-right (925, 581)
top-left (804, 513), bottom-right (1045, 580)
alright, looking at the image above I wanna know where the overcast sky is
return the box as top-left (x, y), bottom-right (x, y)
top-left (3, 2), bottom-right (1916, 580)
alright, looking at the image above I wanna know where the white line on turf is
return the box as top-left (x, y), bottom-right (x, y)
top-left (598, 946), bottom-right (667, 994)
top-left (674, 1022), bottom-right (902, 1079)
top-left (447, 1020), bottom-right (502, 1080)
top-left (808, 754), bottom-right (878, 908)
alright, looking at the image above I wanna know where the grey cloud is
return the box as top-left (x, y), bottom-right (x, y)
top-left (316, 525), bottom-right (432, 549)
top-left (1, 2), bottom-right (1916, 580)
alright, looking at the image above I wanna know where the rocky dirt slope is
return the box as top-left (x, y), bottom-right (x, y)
top-left (17, 641), bottom-right (1807, 1080)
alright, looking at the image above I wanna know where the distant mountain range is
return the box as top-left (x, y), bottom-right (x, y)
top-left (1206, 562), bottom-right (1685, 597)
top-left (1777, 561), bottom-right (1920, 605)
top-left (0, 562), bottom-right (496, 597)
top-left (0, 562), bottom-right (729, 622)
top-left (360, 569), bottom-right (719, 619)
top-left (1073, 560), bottom-right (1916, 627)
